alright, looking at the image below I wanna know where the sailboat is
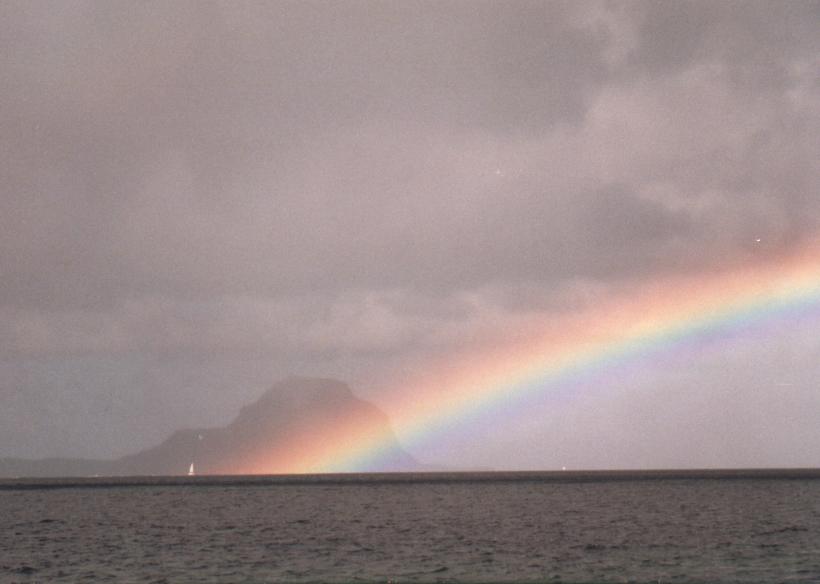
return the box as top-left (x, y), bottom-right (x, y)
top-left (188, 462), bottom-right (195, 476)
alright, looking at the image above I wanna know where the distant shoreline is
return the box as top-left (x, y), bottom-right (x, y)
top-left (3, 468), bottom-right (820, 491)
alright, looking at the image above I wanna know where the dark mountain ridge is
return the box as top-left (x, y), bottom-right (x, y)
top-left (0, 377), bottom-right (431, 478)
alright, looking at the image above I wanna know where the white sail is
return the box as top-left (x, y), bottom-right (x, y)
top-left (188, 463), bottom-right (195, 476)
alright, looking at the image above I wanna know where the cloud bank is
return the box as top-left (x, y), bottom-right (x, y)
top-left (1, 1), bottom-right (818, 467)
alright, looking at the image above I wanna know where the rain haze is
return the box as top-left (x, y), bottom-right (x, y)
top-left (1, 1), bottom-right (819, 471)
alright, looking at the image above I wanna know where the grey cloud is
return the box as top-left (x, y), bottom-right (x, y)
top-left (1, 1), bottom-right (614, 309)
top-left (2, 2), bottom-right (817, 308)
top-left (628, 1), bottom-right (819, 88)
top-left (1, 2), bottom-right (818, 463)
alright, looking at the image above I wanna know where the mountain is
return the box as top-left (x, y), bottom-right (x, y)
top-left (0, 377), bottom-right (431, 478)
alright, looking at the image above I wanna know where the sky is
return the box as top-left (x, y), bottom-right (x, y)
top-left (1, 1), bottom-right (819, 469)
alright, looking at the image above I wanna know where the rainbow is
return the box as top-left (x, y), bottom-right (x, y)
top-left (250, 242), bottom-right (820, 474)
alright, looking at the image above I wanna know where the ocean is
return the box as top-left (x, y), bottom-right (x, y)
top-left (1, 470), bottom-right (819, 583)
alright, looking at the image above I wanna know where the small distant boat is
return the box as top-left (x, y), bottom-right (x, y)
top-left (188, 463), bottom-right (195, 476)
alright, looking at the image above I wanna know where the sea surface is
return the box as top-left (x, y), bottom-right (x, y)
top-left (2, 470), bottom-right (819, 583)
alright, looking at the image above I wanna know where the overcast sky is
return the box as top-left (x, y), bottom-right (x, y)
top-left (2, 1), bottom-right (818, 468)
